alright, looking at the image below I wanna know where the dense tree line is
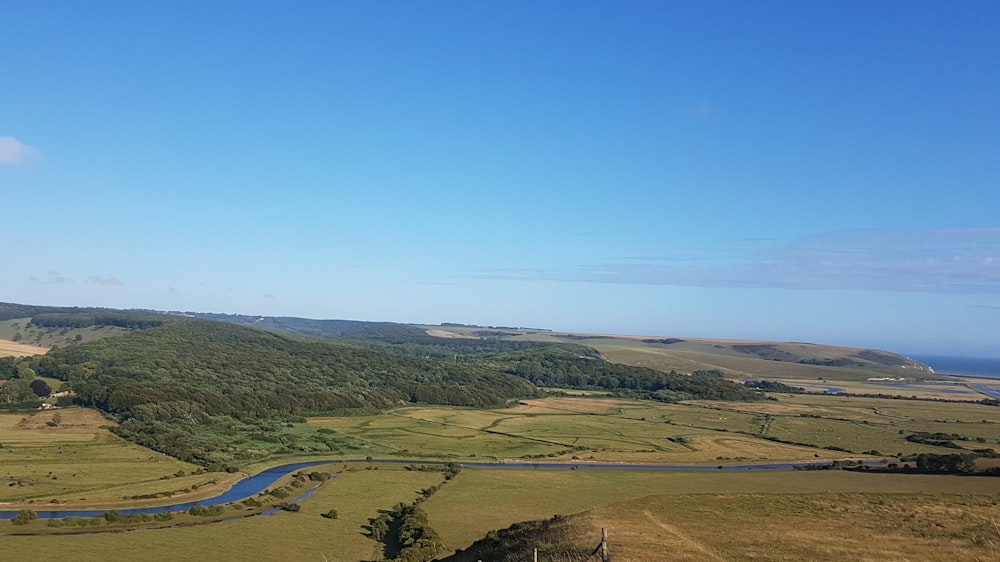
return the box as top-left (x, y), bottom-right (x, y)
top-left (745, 380), bottom-right (806, 393)
top-left (44, 319), bottom-right (537, 415)
top-left (493, 348), bottom-right (763, 401)
top-left (30, 312), bottom-right (164, 330)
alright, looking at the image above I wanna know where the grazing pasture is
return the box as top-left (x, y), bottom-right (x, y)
top-left (310, 398), bottom-right (849, 464)
top-left (0, 465), bottom-right (445, 562)
top-left (2, 392), bottom-right (999, 561)
top-left (444, 492), bottom-right (1000, 562)
top-left (424, 467), bottom-right (1000, 556)
top-left (0, 408), bottom-right (207, 507)
top-left (313, 394), bottom-right (1000, 464)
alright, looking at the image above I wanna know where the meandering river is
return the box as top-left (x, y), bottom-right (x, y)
top-left (0, 459), bottom-right (869, 520)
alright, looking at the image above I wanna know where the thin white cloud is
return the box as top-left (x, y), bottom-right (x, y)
top-left (86, 275), bottom-right (124, 287)
top-left (474, 228), bottom-right (1000, 295)
top-left (28, 272), bottom-right (124, 287)
top-left (0, 137), bottom-right (40, 165)
top-left (28, 272), bottom-right (74, 285)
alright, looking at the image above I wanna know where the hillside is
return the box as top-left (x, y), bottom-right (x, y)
top-left (186, 311), bottom-right (936, 383)
top-left (0, 306), bottom-right (761, 468)
top-left (427, 328), bottom-right (937, 382)
top-left (444, 492), bottom-right (1000, 562)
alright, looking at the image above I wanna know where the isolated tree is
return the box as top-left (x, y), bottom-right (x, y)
top-left (29, 379), bottom-right (51, 397)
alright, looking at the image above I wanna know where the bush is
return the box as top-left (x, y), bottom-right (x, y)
top-left (321, 509), bottom-right (338, 519)
top-left (189, 505), bottom-right (225, 517)
top-left (307, 471), bottom-right (329, 482)
top-left (11, 509), bottom-right (38, 525)
top-left (268, 488), bottom-right (290, 499)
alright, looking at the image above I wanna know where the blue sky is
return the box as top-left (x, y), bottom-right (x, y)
top-left (2, 1), bottom-right (998, 357)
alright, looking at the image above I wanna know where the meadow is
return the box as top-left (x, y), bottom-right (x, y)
top-left (311, 394), bottom-right (1000, 464)
top-left (443, 490), bottom-right (1000, 562)
top-left (426, 468), bottom-right (1000, 558)
top-left (2, 392), bottom-right (999, 560)
top-left (0, 408), bottom-right (216, 507)
top-left (0, 465), bottom-right (446, 561)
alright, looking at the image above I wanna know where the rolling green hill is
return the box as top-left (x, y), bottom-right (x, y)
top-left (1, 306), bottom-right (760, 468)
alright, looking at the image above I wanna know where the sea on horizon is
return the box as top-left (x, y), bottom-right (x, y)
top-left (907, 355), bottom-right (1000, 380)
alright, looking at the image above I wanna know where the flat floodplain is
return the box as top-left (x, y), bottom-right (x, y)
top-left (309, 397), bottom-right (850, 464)
top-left (688, 394), bottom-right (1000, 456)
top-left (0, 465), bottom-right (445, 562)
top-left (311, 394), bottom-right (1000, 465)
top-left (2, 394), bottom-right (999, 560)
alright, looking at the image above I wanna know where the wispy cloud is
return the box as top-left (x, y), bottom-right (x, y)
top-left (86, 275), bottom-right (124, 287)
top-left (0, 137), bottom-right (40, 165)
top-left (474, 228), bottom-right (1000, 294)
top-left (28, 271), bottom-right (74, 285)
top-left (28, 272), bottom-right (124, 287)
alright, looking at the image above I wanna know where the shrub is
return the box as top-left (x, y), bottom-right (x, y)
top-left (11, 509), bottom-right (38, 525)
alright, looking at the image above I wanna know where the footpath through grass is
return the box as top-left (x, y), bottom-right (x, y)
top-left (423, 468), bottom-right (1000, 556)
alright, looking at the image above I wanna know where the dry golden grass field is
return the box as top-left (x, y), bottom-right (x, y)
top-left (444, 491), bottom-right (1000, 562)
top-left (0, 339), bottom-right (48, 357)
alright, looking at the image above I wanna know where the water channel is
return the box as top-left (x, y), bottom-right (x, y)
top-left (0, 458), bottom-right (871, 520)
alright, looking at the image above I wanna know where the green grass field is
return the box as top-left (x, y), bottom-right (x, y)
top-left (3, 392), bottom-right (999, 561)
top-left (311, 394), bottom-right (999, 465)
top-left (0, 465), bottom-right (446, 562)
top-left (0, 408), bottom-right (207, 506)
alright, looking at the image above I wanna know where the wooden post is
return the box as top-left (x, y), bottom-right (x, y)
top-left (601, 528), bottom-right (609, 562)
top-left (591, 528), bottom-right (610, 561)
top-left (533, 547), bottom-right (538, 562)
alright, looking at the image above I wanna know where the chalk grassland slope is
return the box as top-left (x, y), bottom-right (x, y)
top-left (0, 408), bottom-right (209, 506)
top-left (443, 492), bottom-right (1000, 562)
top-left (0, 338), bottom-right (47, 357)
top-left (189, 313), bottom-right (935, 385)
top-left (0, 466), bottom-right (444, 562)
top-left (0, 318), bottom-right (129, 352)
top-left (3, 302), bottom-right (933, 383)
top-left (435, 327), bottom-right (939, 381)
